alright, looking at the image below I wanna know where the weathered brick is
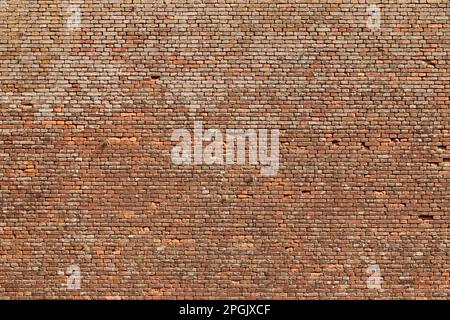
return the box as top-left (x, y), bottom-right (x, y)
top-left (0, 0), bottom-right (448, 299)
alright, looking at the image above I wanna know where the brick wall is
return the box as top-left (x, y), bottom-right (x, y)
top-left (0, 0), bottom-right (448, 299)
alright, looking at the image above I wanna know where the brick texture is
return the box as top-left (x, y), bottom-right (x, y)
top-left (0, 0), bottom-right (449, 299)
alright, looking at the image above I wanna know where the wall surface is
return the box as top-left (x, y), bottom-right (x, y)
top-left (0, 0), bottom-right (449, 299)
